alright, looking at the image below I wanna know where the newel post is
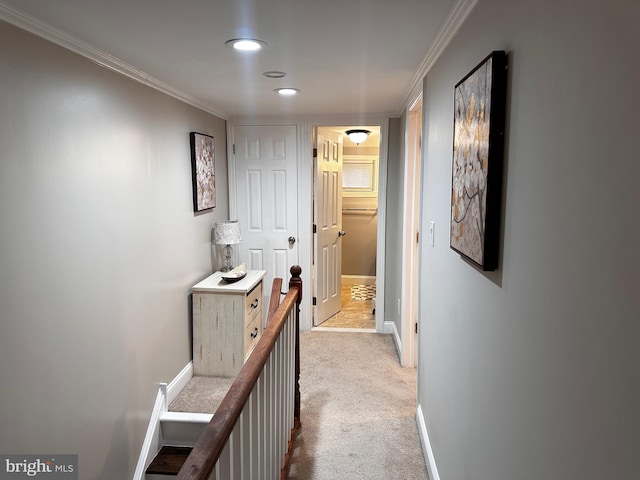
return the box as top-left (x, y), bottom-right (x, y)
top-left (289, 265), bottom-right (302, 429)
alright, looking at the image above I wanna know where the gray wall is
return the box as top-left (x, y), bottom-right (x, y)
top-left (0, 22), bottom-right (228, 478)
top-left (419, 1), bottom-right (640, 479)
top-left (384, 116), bottom-right (404, 331)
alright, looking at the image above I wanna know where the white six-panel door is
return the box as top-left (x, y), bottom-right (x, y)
top-left (314, 128), bottom-right (343, 326)
top-left (233, 125), bottom-right (298, 304)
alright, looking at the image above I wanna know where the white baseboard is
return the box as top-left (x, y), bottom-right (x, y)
top-left (167, 362), bottom-right (193, 405)
top-left (133, 386), bottom-right (167, 480)
top-left (381, 320), bottom-right (394, 335)
top-left (133, 362), bottom-right (194, 480)
top-left (342, 275), bottom-right (376, 286)
top-left (417, 404), bottom-right (441, 480)
top-left (389, 320), bottom-right (402, 354)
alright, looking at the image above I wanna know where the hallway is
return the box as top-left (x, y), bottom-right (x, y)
top-left (287, 332), bottom-right (427, 479)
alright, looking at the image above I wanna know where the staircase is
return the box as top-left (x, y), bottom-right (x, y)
top-left (146, 446), bottom-right (192, 478)
top-left (139, 268), bottom-right (302, 480)
top-left (145, 411), bottom-right (212, 478)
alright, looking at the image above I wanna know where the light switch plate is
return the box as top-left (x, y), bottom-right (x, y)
top-left (429, 221), bottom-right (435, 247)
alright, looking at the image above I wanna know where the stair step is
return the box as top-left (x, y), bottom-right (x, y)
top-left (146, 445), bottom-right (192, 476)
top-left (160, 411), bottom-right (213, 445)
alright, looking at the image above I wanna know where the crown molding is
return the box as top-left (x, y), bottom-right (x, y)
top-left (1, 0), bottom-right (477, 121)
top-left (399, 0), bottom-right (479, 115)
top-left (0, 2), bottom-right (230, 120)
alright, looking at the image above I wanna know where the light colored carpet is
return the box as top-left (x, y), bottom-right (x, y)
top-left (287, 332), bottom-right (428, 480)
top-left (169, 376), bottom-right (235, 413)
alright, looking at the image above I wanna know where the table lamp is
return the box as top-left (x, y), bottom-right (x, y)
top-left (214, 220), bottom-right (242, 272)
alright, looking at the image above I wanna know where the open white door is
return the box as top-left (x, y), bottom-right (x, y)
top-left (233, 125), bottom-right (298, 303)
top-left (314, 128), bottom-right (343, 326)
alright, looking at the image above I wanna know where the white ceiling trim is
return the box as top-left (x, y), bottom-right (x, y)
top-left (0, 2), bottom-right (230, 119)
top-left (399, 0), bottom-right (479, 115)
top-left (1, 0), bottom-right (477, 121)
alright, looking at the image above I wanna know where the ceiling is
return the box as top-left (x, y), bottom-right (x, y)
top-left (0, 0), bottom-right (462, 119)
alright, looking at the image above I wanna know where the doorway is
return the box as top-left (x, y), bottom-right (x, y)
top-left (313, 125), bottom-right (380, 330)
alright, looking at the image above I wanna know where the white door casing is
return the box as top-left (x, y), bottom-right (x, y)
top-left (314, 128), bottom-right (343, 326)
top-left (401, 97), bottom-right (422, 367)
top-left (233, 125), bottom-right (298, 309)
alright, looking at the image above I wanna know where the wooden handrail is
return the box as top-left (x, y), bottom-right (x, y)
top-left (177, 266), bottom-right (302, 480)
top-left (267, 277), bottom-right (284, 322)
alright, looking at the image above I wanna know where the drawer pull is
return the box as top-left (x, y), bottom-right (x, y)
top-left (250, 327), bottom-right (259, 339)
top-left (250, 299), bottom-right (259, 309)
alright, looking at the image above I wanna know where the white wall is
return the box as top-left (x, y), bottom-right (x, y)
top-left (419, 1), bottom-right (640, 479)
top-left (0, 21), bottom-right (228, 478)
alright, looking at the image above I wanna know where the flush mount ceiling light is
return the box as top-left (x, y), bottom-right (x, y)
top-left (345, 129), bottom-right (371, 145)
top-left (274, 88), bottom-right (300, 97)
top-left (263, 71), bottom-right (287, 78)
top-left (225, 38), bottom-right (266, 51)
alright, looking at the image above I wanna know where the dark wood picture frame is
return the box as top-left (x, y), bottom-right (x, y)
top-left (190, 132), bottom-right (216, 212)
top-left (450, 50), bottom-right (507, 271)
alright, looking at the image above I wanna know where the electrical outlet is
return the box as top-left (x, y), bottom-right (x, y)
top-left (397, 298), bottom-right (401, 316)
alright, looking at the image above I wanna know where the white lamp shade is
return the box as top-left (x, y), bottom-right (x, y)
top-left (214, 220), bottom-right (242, 245)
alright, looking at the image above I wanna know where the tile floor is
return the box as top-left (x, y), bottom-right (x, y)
top-left (318, 284), bottom-right (375, 329)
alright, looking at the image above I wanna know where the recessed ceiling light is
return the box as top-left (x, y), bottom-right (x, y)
top-left (263, 71), bottom-right (287, 79)
top-left (225, 38), bottom-right (266, 51)
top-left (274, 88), bottom-right (300, 97)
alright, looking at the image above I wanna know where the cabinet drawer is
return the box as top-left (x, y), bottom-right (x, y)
top-left (244, 281), bottom-right (262, 320)
top-left (244, 314), bottom-right (261, 358)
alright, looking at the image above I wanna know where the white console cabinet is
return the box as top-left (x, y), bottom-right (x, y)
top-left (192, 270), bottom-right (266, 377)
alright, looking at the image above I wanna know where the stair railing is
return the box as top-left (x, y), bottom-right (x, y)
top-left (178, 266), bottom-right (302, 480)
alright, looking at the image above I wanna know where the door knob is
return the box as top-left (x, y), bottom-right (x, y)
top-left (338, 230), bottom-right (347, 237)
top-left (288, 236), bottom-right (296, 245)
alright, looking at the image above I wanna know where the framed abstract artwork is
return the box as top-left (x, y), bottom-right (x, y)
top-left (190, 132), bottom-right (216, 212)
top-left (450, 50), bottom-right (507, 271)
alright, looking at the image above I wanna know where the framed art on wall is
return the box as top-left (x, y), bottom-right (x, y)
top-left (190, 132), bottom-right (216, 212)
top-left (450, 50), bottom-right (507, 271)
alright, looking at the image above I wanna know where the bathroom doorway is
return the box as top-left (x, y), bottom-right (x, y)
top-left (313, 125), bottom-right (380, 330)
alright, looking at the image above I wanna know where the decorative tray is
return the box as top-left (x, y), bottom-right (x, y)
top-left (221, 263), bottom-right (248, 283)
